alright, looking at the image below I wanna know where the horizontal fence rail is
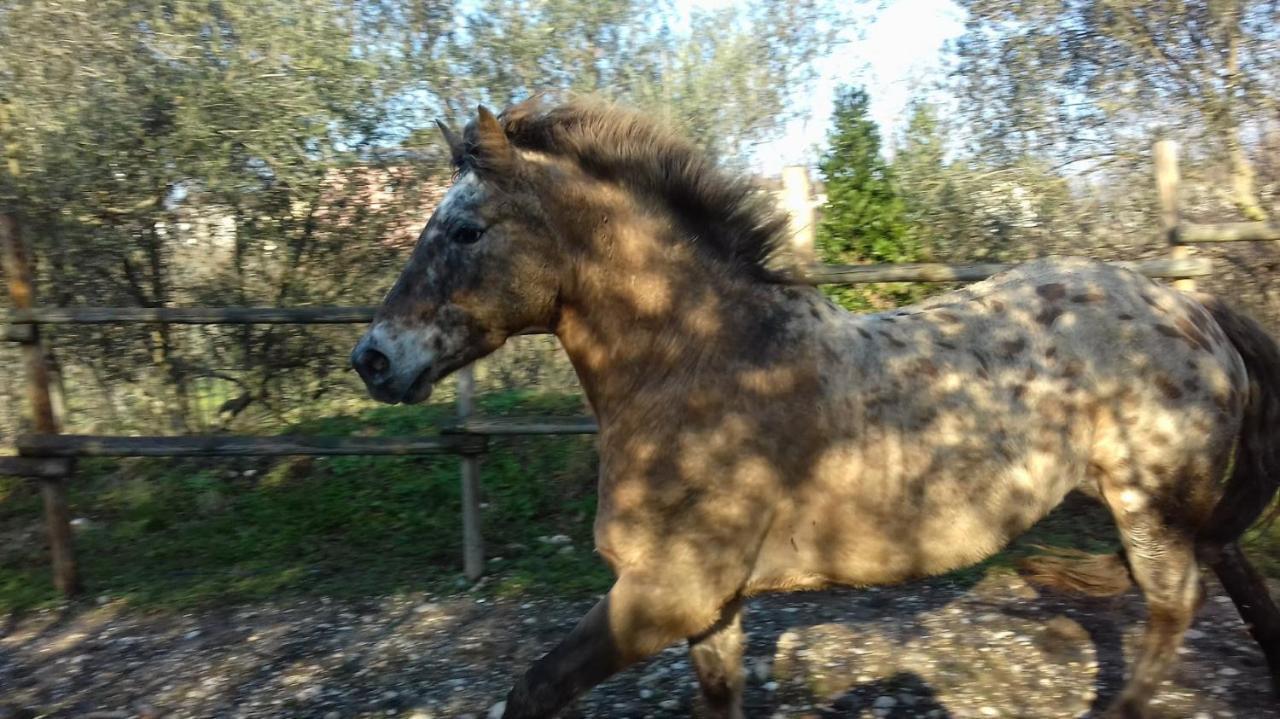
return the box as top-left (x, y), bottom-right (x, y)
top-left (0, 257), bottom-right (1216, 329)
top-left (0, 456), bottom-right (74, 479)
top-left (16, 434), bottom-right (488, 458)
top-left (1176, 221), bottom-right (1280, 244)
top-left (4, 306), bottom-right (379, 325)
top-left (801, 257), bottom-right (1213, 284)
top-left (447, 417), bottom-right (600, 435)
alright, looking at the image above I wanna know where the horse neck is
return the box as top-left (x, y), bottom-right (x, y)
top-left (551, 207), bottom-right (795, 424)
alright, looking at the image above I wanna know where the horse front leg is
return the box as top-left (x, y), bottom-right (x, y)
top-left (689, 598), bottom-right (746, 719)
top-left (502, 572), bottom-right (733, 719)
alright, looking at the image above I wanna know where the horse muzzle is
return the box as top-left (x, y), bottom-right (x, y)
top-left (350, 332), bottom-right (436, 405)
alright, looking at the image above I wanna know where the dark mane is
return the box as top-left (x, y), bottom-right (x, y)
top-left (470, 97), bottom-right (796, 283)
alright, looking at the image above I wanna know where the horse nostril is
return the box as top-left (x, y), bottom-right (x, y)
top-left (355, 347), bottom-right (391, 379)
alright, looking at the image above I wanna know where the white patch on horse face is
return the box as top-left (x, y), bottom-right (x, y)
top-left (431, 172), bottom-right (484, 236)
top-left (368, 320), bottom-right (439, 379)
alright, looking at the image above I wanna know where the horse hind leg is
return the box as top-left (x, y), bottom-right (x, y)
top-left (688, 599), bottom-right (746, 719)
top-left (1099, 482), bottom-right (1202, 718)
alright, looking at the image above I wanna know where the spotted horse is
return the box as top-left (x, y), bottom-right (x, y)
top-left (352, 97), bottom-right (1280, 718)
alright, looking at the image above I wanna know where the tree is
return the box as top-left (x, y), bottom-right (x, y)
top-left (892, 100), bottom-right (950, 260)
top-left (952, 0), bottom-right (1280, 221)
top-left (0, 0), bottom-right (428, 431)
top-left (891, 99), bottom-right (1074, 263)
top-left (816, 86), bottom-right (913, 265)
top-left (448, 0), bottom-right (834, 158)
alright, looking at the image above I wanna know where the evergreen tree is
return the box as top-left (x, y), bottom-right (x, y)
top-left (816, 86), bottom-right (914, 265)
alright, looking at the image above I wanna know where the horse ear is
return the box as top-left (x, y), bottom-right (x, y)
top-left (435, 119), bottom-right (463, 169)
top-left (465, 104), bottom-right (516, 177)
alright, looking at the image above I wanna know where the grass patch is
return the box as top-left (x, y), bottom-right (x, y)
top-left (1244, 515), bottom-right (1280, 579)
top-left (0, 390), bottom-right (607, 612)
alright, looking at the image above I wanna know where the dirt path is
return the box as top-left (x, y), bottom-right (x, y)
top-left (2, 573), bottom-right (1275, 718)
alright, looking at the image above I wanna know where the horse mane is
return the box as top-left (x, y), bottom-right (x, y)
top-left (470, 97), bottom-right (796, 284)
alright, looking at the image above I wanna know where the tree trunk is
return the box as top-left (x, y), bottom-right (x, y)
top-left (1222, 3), bottom-right (1267, 221)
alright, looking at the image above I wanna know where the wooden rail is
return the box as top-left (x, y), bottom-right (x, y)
top-left (0, 456), bottom-right (74, 479)
top-left (4, 306), bottom-right (378, 325)
top-left (1177, 221), bottom-right (1280, 244)
top-left (447, 417), bottom-right (600, 435)
top-left (1, 258), bottom-right (1215, 330)
top-left (802, 257), bottom-right (1212, 284)
top-left (15, 434), bottom-right (486, 458)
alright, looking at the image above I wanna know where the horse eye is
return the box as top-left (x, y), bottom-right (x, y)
top-left (454, 226), bottom-right (485, 245)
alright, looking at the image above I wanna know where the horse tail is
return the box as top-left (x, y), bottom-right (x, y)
top-left (1019, 545), bottom-right (1134, 597)
top-left (1197, 295), bottom-right (1280, 546)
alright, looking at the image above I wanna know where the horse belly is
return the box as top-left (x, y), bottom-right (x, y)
top-left (747, 448), bottom-right (1085, 592)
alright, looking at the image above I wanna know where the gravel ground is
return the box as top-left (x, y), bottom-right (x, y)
top-left (1, 572), bottom-right (1276, 719)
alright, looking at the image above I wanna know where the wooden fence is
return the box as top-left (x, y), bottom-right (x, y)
top-left (0, 141), bottom-right (1269, 595)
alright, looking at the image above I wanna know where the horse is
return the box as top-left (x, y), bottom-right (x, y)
top-left (351, 98), bottom-right (1280, 718)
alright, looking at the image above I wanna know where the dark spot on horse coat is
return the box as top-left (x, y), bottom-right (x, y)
top-left (857, 327), bottom-right (872, 340)
top-left (1058, 360), bottom-right (1084, 379)
top-left (998, 338), bottom-right (1028, 358)
top-left (880, 332), bottom-right (906, 349)
top-left (1071, 289), bottom-right (1104, 303)
top-left (911, 404), bottom-right (939, 429)
top-left (809, 307), bottom-right (822, 320)
top-left (1045, 346), bottom-right (1058, 359)
top-left (1037, 396), bottom-right (1071, 421)
top-left (1213, 390), bottom-right (1233, 414)
top-left (1037, 283), bottom-right (1067, 301)
top-left (1154, 375), bottom-right (1183, 400)
top-left (1118, 313), bottom-right (1135, 321)
top-left (746, 302), bottom-right (795, 355)
top-left (1155, 324), bottom-right (1180, 340)
top-left (936, 340), bottom-right (957, 350)
top-left (1037, 306), bottom-right (1064, 325)
top-left (971, 351), bottom-right (991, 379)
top-left (1183, 377), bottom-right (1201, 393)
top-left (911, 358), bottom-right (939, 378)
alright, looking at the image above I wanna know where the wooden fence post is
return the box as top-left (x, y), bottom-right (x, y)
top-left (1153, 140), bottom-right (1195, 292)
top-left (781, 165), bottom-right (817, 268)
top-left (0, 213), bottom-right (79, 596)
top-left (456, 363), bottom-right (484, 580)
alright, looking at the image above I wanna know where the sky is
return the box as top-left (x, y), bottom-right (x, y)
top-left (682, 0), bottom-right (968, 175)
